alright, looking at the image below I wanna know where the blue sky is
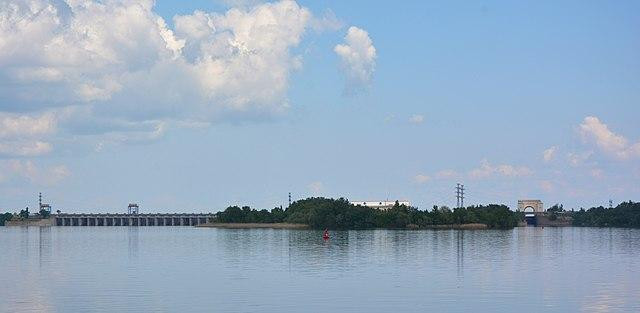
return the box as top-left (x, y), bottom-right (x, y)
top-left (0, 0), bottom-right (638, 213)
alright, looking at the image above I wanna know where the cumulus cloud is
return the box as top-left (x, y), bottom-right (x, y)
top-left (469, 159), bottom-right (533, 179)
top-left (0, 112), bottom-right (56, 156)
top-left (543, 146), bottom-right (557, 162)
top-left (0, 112), bottom-right (56, 139)
top-left (172, 1), bottom-right (311, 115)
top-left (0, 0), bottom-right (178, 105)
top-left (0, 0), bottom-right (322, 138)
top-left (413, 174), bottom-right (430, 184)
top-left (334, 26), bottom-right (376, 94)
top-left (579, 116), bottom-right (640, 160)
top-left (409, 114), bottom-right (424, 124)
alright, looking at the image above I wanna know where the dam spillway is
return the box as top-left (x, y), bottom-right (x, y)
top-left (54, 213), bottom-right (213, 226)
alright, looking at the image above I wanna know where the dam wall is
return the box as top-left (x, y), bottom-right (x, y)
top-left (53, 213), bottom-right (213, 226)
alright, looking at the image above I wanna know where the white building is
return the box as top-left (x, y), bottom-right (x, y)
top-left (517, 200), bottom-right (544, 213)
top-left (350, 200), bottom-right (411, 210)
top-left (517, 200), bottom-right (544, 217)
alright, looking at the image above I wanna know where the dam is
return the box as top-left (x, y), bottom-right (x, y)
top-left (54, 213), bottom-right (213, 227)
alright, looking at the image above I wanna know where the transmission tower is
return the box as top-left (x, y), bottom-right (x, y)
top-left (455, 183), bottom-right (465, 208)
top-left (288, 192), bottom-right (292, 208)
top-left (38, 192), bottom-right (51, 213)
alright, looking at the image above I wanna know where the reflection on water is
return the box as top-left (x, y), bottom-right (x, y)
top-left (0, 227), bottom-right (639, 313)
top-left (127, 227), bottom-right (138, 259)
top-left (38, 227), bottom-right (51, 269)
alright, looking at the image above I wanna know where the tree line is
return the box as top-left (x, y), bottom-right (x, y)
top-left (571, 201), bottom-right (640, 227)
top-left (213, 197), bottom-right (521, 229)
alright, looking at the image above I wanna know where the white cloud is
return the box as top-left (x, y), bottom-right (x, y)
top-left (308, 181), bottom-right (324, 193)
top-left (543, 146), bottom-right (557, 162)
top-left (435, 170), bottom-right (459, 179)
top-left (0, 141), bottom-right (52, 157)
top-left (0, 112), bottom-right (56, 139)
top-left (0, 0), bottom-right (322, 139)
top-left (334, 26), bottom-right (376, 93)
top-left (1, 160), bottom-right (70, 185)
top-left (173, 1), bottom-right (311, 115)
top-left (216, 0), bottom-right (264, 8)
top-left (409, 114), bottom-right (424, 124)
top-left (91, 121), bottom-right (167, 149)
top-left (427, 160), bottom-right (531, 184)
top-left (310, 9), bottom-right (343, 32)
top-left (579, 116), bottom-right (640, 160)
top-left (413, 174), bottom-right (430, 184)
top-left (0, 112), bottom-right (56, 156)
top-left (0, 0), bottom-right (175, 104)
top-left (469, 159), bottom-right (533, 179)
top-left (567, 151), bottom-right (593, 167)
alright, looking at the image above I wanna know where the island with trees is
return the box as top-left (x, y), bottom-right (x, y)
top-left (208, 197), bottom-right (521, 229)
top-left (206, 197), bottom-right (640, 229)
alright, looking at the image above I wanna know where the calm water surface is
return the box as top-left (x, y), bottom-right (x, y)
top-left (0, 227), bottom-right (639, 313)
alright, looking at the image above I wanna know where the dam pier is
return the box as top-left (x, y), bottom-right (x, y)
top-left (54, 213), bottom-right (213, 227)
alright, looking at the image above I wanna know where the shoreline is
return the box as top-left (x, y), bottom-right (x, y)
top-left (5, 218), bottom-right (54, 227)
top-left (197, 223), bottom-right (310, 229)
top-left (421, 223), bottom-right (489, 230)
top-left (197, 222), bottom-right (490, 230)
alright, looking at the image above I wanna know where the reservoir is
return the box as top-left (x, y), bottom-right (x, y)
top-left (1, 227), bottom-right (638, 312)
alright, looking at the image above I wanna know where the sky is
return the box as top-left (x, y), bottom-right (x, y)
top-left (0, 0), bottom-right (639, 213)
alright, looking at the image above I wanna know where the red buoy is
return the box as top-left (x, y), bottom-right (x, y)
top-left (322, 229), bottom-right (330, 240)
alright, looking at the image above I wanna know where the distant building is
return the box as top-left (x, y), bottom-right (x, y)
top-left (350, 200), bottom-right (411, 210)
top-left (517, 200), bottom-right (544, 217)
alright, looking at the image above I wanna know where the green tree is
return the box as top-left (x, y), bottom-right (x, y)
top-left (0, 212), bottom-right (13, 226)
top-left (270, 207), bottom-right (286, 222)
top-left (19, 207), bottom-right (29, 219)
top-left (216, 206), bottom-right (243, 223)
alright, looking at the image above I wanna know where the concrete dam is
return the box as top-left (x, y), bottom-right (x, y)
top-left (54, 213), bottom-right (214, 227)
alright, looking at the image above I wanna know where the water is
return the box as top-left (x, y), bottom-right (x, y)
top-left (1, 227), bottom-right (639, 313)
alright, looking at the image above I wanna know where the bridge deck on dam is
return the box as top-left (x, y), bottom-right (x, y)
top-left (54, 214), bottom-right (214, 226)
